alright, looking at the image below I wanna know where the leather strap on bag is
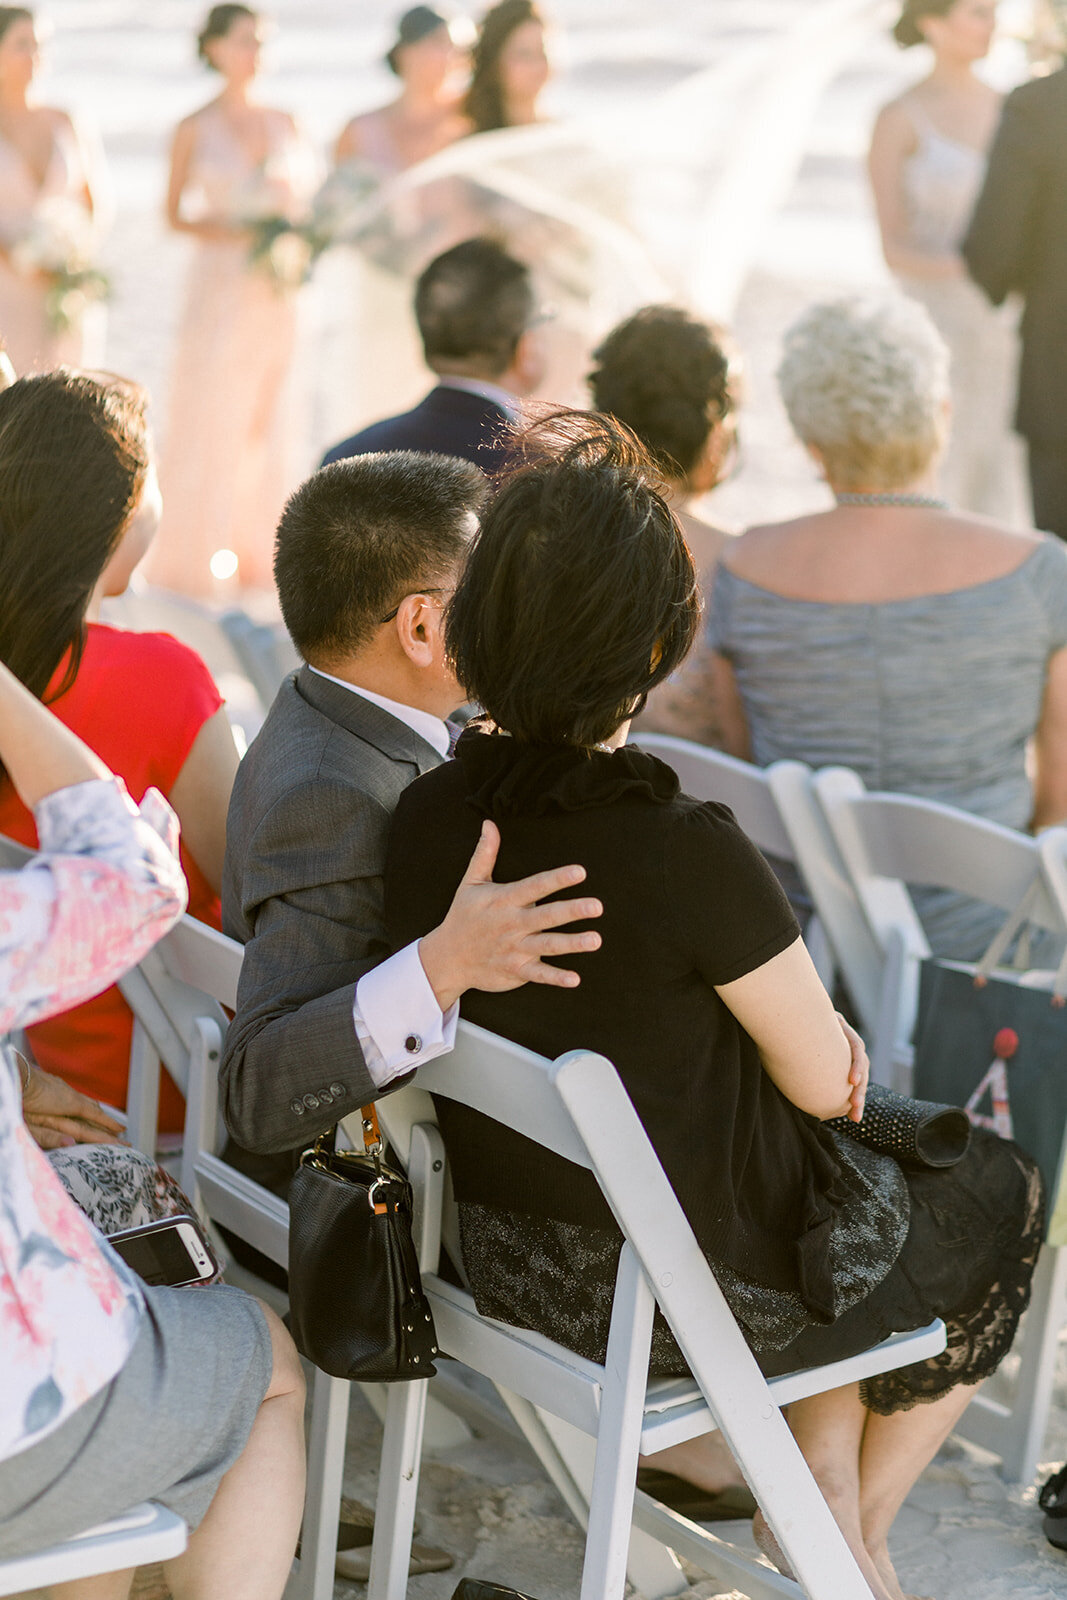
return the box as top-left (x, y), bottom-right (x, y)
top-left (361, 1103), bottom-right (388, 1212)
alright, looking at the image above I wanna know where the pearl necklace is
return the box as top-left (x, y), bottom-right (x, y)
top-left (834, 491), bottom-right (950, 510)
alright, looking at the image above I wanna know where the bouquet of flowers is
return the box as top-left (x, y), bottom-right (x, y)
top-left (10, 197), bottom-right (110, 333)
top-left (247, 214), bottom-right (322, 291)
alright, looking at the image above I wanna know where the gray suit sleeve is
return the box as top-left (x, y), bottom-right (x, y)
top-left (220, 777), bottom-right (393, 1153)
top-left (963, 87), bottom-right (1042, 304)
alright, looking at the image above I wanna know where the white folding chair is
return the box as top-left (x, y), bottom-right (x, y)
top-left (812, 765), bottom-right (1067, 1481)
top-left (634, 736), bottom-right (836, 990)
top-left (0, 1503), bottom-right (187, 1597)
top-left (368, 1022), bottom-right (946, 1600)
top-left (812, 766), bottom-right (1067, 1090)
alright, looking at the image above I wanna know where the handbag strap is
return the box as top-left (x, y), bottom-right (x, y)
top-left (361, 1102), bottom-right (384, 1155)
top-left (973, 874), bottom-right (1067, 1005)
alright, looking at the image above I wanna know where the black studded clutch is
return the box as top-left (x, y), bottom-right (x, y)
top-left (287, 1108), bottom-right (438, 1382)
top-left (826, 1082), bottom-right (971, 1170)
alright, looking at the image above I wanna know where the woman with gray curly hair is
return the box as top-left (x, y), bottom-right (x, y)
top-left (708, 293), bottom-right (1067, 959)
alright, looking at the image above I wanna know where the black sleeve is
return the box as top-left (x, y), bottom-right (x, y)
top-left (663, 799), bottom-right (801, 987)
top-left (963, 86), bottom-right (1043, 304)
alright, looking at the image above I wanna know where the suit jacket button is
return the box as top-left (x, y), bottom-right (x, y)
top-left (329, 1082), bottom-right (346, 1098)
top-left (303, 1092), bottom-right (320, 1110)
top-left (290, 1099), bottom-right (305, 1115)
top-left (405, 1034), bottom-right (422, 1054)
top-left (319, 1089), bottom-right (334, 1107)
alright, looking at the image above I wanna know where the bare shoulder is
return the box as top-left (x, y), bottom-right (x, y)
top-left (872, 91), bottom-right (921, 143)
top-left (721, 515), bottom-right (817, 578)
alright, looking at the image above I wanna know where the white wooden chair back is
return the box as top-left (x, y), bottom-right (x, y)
top-left (811, 768), bottom-right (1067, 1483)
top-left (812, 766), bottom-right (1067, 1085)
top-left (366, 1021), bottom-right (945, 1600)
top-left (0, 1503), bottom-right (187, 1596)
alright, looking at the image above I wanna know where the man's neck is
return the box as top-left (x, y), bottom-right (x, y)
top-left (307, 657), bottom-right (447, 720)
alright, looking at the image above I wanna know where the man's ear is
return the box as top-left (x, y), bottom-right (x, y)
top-left (394, 591), bottom-right (438, 667)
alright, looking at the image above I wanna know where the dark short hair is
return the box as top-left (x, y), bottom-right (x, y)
top-left (589, 306), bottom-right (737, 481)
top-left (893, 0), bottom-right (955, 46)
top-left (446, 411), bottom-right (699, 748)
top-left (274, 451), bottom-right (486, 661)
top-left (0, 370), bottom-right (150, 703)
top-left (386, 5), bottom-right (449, 74)
top-left (415, 237), bottom-right (534, 376)
top-left (197, 3), bottom-right (257, 65)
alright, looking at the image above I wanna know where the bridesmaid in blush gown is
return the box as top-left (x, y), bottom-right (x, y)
top-left (0, 7), bottom-right (103, 374)
top-left (869, 0), bottom-right (1027, 523)
top-left (150, 4), bottom-right (317, 598)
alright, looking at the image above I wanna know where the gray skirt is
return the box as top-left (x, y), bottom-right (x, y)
top-left (0, 1281), bottom-right (272, 1559)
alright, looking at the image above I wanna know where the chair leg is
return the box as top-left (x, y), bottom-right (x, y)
top-left (516, 1406), bottom-right (686, 1600)
top-left (287, 1369), bottom-right (349, 1600)
top-left (367, 1378), bottom-right (430, 1600)
top-left (955, 1243), bottom-right (1067, 1482)
top-left (580, 1247), bottom-right (658, 1600)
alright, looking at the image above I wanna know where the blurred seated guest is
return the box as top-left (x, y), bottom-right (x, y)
top-left (588, 305), bottom-right (739, 745)
top-left (384, 413), bottom-right (1042, 1600)
top-left (0, 658), bottom-right (305, 1592)
top-left (0, 370), bottom-right (239, 1134)
top-left (464, 0), bottom-right (550, 132)
top-left (320, 237), bottom-right (545, 474)
top-left (708, 294), bottom-right (1067, 958)
top-left (334, 6), bottom-right (470, 175)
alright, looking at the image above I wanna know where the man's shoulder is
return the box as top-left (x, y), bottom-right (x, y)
top-left (233, 674), bottom-right (412, 818)
top-left (1005, 65), bottom-right (1067, 120)
top-left (319, 398), bottom-right (436, 465)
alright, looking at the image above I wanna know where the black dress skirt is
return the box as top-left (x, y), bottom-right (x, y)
top-left (458, 1126), bottom-right (1043, 1416)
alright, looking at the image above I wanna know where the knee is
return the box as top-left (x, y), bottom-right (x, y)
top-left (256, 1300), bottom-right (306, 1403)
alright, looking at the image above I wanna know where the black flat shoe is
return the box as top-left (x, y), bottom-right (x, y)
top-left (452, 1583), bottom-right (541, 1599)
top-left (636, 1468), bottom-right (757, 1522)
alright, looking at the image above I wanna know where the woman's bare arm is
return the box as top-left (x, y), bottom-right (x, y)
top-left (0, 660), bottom-right (110, 806)
top-left (708, 652), bottom-right (751, 759)
top-left (167, 707), bottom-right (240, 894)
top-left (165, 115), bottom-right (242, 243)
top-left (1032, 646), bottom-right (1067, 829)
top-left (715, 935), bottom-right (858, 1120)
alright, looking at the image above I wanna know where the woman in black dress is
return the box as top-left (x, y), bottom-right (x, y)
top-left (385, 413), bottom-right (1042, 1600)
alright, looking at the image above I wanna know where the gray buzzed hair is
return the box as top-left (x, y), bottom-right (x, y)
top-left (777, 294), bottom-right (950, 493)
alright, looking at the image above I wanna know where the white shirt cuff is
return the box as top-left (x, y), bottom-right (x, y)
top-left (353, 940), bottom-right (457, 1089)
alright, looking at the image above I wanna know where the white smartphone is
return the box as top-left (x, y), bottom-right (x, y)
top-left (108, 1214), bottom-right (220, 1287)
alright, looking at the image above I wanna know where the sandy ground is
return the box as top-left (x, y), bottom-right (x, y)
top-left (28, 3), bottom-right (1067, 1595)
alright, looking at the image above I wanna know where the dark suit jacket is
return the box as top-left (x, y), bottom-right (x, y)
top-left (964, 67), bottom-right (1067, 444)
top-left (220, 666), bottom-right (443, 1154)
top-left (319, 384), bottom-right (513, 476)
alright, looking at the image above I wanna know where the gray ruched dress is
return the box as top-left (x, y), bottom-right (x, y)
top-left (707, 537), bottom-right (1067, 959)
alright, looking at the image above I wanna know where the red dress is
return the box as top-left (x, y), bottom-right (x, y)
top-left (0, 623), bottom-right (224, 1132)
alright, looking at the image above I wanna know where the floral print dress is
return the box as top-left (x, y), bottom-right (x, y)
top-left (0, 778), bottom-right (186, 1462)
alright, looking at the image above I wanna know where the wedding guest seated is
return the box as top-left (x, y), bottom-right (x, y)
top-left (0, 657), bottom-right (305, 1596)
top-left (319, 237), bottom-right (546, 475)
top-left (0, 369), bottom-right (239, 1135)
top-left (221, 450), bottom-right (602, 1162)
top-left (707, 294), bottom-right (1067, 959)
top-left (588, 305), bottom-right (739, 745)
top-left (383, 412), bottom-right (1043, 1600)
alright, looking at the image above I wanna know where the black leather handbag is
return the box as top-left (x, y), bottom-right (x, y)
top-left (287, 1104), bottom-right (439, 1381)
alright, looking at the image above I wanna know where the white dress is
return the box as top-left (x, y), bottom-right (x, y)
top-left (898, 107), bottom-right (1027, 524)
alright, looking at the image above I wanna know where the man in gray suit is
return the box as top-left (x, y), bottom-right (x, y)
top-left (221, 450), bottom-right (603, 1158)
